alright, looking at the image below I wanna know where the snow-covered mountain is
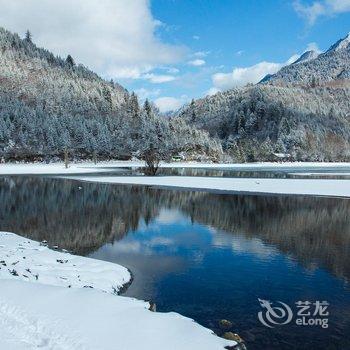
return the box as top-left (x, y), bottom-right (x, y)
top-left (263, 33), bottom-right (350, 86)
top-left (292, 50), bottom-right (319, 65)
top-left (0, 27), bottom-right (222, 161)
top-left (0, 28), bottom-right (128, 117)
top-left (327, 32), bottom-right (350, 52)
top-left (179, 33), bottom-right (350, 162)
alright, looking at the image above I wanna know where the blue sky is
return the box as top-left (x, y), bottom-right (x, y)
top-left (126, 0), bottom-right (350, 111)
top-left (0, 0), bottom-right (350, 111)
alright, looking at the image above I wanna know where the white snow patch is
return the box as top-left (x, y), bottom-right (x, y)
top-left (290, 172), bottom-right (350, 176)
top-left (1, 160), bottom-right (350, 175)
top-left (66, 175), bottom-right (350, 198)
top-left (0, 162), bottom-right (119, 175)
top-left (0, 232), bottom-right (235, 350)
top-left (0, 232), bottom-right (130, 293)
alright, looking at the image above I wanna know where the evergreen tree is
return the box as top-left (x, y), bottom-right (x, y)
top-left (257, 137), bottom-right (274, 161)
top-left (102, 86), bottom-right (112, 107)
top-left (190, 99), bottom-right (196, 122)
top-left (66, 55), bottom-right (75, 67)
top-left (279, 117), bottom-right (291, 136)
top-left (143, 99), bottom-right (152, 119)
top-left (24, 30), bottom-right (32, 43)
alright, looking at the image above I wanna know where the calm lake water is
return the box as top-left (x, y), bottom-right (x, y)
top-left (0, 175), bottom-right (349, 350)
top-left (91, 165), bottom-right (350, 179)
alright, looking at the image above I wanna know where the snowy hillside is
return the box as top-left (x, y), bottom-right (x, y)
top-left (178, 33), bottom-right (350, 162)
top-left (0, 27), bottom-right (222, 162)
top-left (0, 28), bottom-right (128, 117)
top-left (291, 50), bottom-right (319, 65)
top-left (263, 33), bottom-right (350, 86)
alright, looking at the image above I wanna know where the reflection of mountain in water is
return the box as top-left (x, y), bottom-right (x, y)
top-left (0, 176), bottom-right (349, 280)
top-left (184, 194), bottom-right (350, 280)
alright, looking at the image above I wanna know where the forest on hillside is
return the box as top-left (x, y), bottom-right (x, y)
top-left (0, 28), bottom-right (222, 164)
top-left (179, 84), bottom-right (350, 162)
top-left (1, 26), bottom-right (350, 164)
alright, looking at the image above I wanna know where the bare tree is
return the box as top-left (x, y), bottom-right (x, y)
top-left (141, 143), bottom-right (162, 176)
top-left (64, 148), bottom-right (69, 169)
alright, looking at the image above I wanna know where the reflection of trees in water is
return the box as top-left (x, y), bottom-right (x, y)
top-left (157, 168), bottom-right (291, 178)
top-left (0, 176), bottom-right (349, 280)
top-left (183, 194), bottom-right (350, 281)
top-left (0, 177), bottom-right (206, 254)
top-left (0, 177), bottom-right (153, 254)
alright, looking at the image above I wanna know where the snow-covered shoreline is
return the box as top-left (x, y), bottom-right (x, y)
top-left (1, 160), bottom-right (350, 175)
top-left (66, 175), bottom-right (350, 198)
top-left (0, 232), bottom-right (130, 293)
top-left (0, 232), bottom-right (236, 350)
top-left (1, 161), bottom-right (350, 197)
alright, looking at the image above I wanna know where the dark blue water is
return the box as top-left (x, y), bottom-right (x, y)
top-left (1, 176), bottom-right (349, 350)
top-left (89, 209), bottom-right (350, 350)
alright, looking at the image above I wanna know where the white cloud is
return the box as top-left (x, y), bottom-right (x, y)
top-left (294, 0), bottom-right (350, 25)
top-left (135, 88), bottom-right (161, 100)
top-left (211, 54), bottom-right (300, 91)
top-left (206, 87), bottom-right (220, 96)
top-left (306, 42), bottom-right (321, 53)
top-left (212, 62), bottom-right (282, 90)
top-left (165, 67), bottom-right (180, 74)
top-left (0, 0), bottom-right (186, 79)
top-left (194, 51), bottom-right (209, 58)
top-left (193, 35), bottom-right (200, 40)
top-left (188, 59), bottom-right (206, 66)
top-left (108, 66), bottom-right (152, 80)
top-left (236, 50), bottom-right (244, 56)
top-left (141, 73), bottom-right (176, 83)
top-left (331, 0), bottom-right (350, 11)
top-left (154, 96), bottom-right (188, 113)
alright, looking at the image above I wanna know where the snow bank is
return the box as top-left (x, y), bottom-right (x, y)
top-left (68, 175), bottom-right (350, 198)
top-left (0, 280), bottom-right (234, 350)
top-left (158, 161), bottom-right (350, 171)
top-left (0, 162), bottom-right (118, 175)
top-left (289, 172), bottom-right (350, 176)
top-left (0, 232), bottom-right (130, 293)
top-left (1, 160), bottom-right (350, 175)
top-left (0, 233), bottom-right (236, 350)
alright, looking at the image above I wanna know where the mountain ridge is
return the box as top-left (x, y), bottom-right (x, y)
top-left (292, 50), bottom-right (319, 65)
top-left (263, 32), bottom-right (350, 86)
top-left (0, 27), bottom-right (222, 162)
top-left (326, 32), bottom-right (350, 53)
top-left (178, 32), bottom-right (350, 162)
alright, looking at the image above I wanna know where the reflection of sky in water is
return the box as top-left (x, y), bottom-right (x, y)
top-left (89, 208), bottom-right (350, 350)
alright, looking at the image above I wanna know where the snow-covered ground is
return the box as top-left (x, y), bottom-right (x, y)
top-left (66, 175), bottom-right (350, 198)
top-left (289, 172), bottom-right (350, 176)
top-left (0, 232), bottom-right (236, 350)
top-left (1, 161), bottom-right (350, 197)
top-left (0, 232), bottom-right (130, 293)
top-left (1, 160), bottom-right (350, 175)
top-left (0, 162), bottom-right (121, 175)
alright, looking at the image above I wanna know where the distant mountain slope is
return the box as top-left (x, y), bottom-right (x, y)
top-left (263, 33), bottom-right (350, 86)
top-left (0, 27), bottom-right (222, 161)
top-left (178, 33), bottom-right (350, 162)
top-left (291, 50), bottom-right (319, 65)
